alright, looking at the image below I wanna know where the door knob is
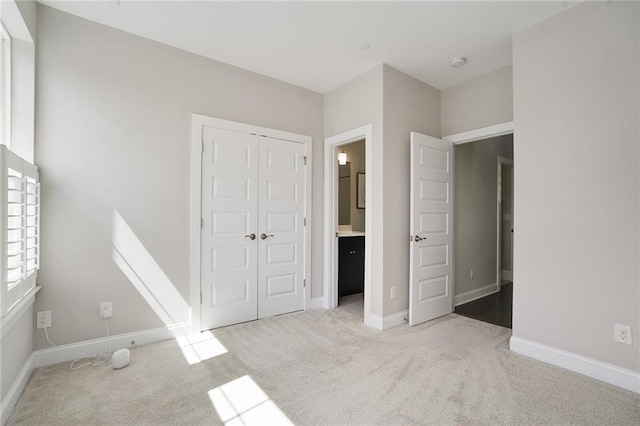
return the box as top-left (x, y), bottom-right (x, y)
top-left (414, 235), bottom-right (427, 242)
top-left (244, 234), bottom-right (256, 240)
top-left (260, 233), bottom-right (274, 240)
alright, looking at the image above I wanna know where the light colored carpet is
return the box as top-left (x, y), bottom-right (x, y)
top-left (8, 309), bottom-right (640, 425)
top-left (337, 293), bottom-right (364, 320)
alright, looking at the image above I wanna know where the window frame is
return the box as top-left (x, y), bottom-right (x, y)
top-left (0, 19), bottom-right (11, 149)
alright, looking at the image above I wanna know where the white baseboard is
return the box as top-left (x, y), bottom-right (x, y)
top-left (455, 283), bottom-right (498, 306)
top-left (382, 310), bottom-right (408, 330)
top-left (365, 313), bottom-right (383, 330)
top-left (0, 353), bottom-right (34, 425)
top-left (367, 310), bottom-right (408, 331)
top-left (501, 270), bottom-right (513, 281)
top-left (33, 323), bottom-right (190, 368)
top-left (309, 297), bottom-right (325, 309)
top-left (510, 336), bottom-right (640, 394)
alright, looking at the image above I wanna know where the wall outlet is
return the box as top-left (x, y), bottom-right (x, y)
top-left (36, 311), bottom-right (51, 329)
top-left (100, 302), bottom-right (112, 319)
top-left (470, 269), bottom-right (474, 280)
top-left (390, 286), bottom-right (397, 300)
top-left (614, 324), bottom-right (632, 345)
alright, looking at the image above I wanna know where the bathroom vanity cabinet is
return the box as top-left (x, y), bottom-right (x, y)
top-left (338, 235), bottom-right (365, 297)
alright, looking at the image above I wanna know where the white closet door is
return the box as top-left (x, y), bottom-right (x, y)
top-left (201, 126), bottom-right (259, 330)
top-left (257, 136), bottom-right (306, 318)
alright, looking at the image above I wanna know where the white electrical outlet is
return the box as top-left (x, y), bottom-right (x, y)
top-left (390, 286), bottom-right (397, 300)
top-left (614, 324), bottom-right (632, 345)
top-left (36, 311), bottom-right (51, 329)
top-left (100, 302), bottom-right (112, 319)
top-left (470, 269), bottom-right (474, 280)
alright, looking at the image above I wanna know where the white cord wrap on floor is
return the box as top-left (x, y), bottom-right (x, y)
top-left (69, 318), bottom-right (112, 371)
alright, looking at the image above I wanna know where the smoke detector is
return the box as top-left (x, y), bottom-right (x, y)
top-left (450, 57), bottom-right (466, 68)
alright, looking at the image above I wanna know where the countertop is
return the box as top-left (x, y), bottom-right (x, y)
top-left (337, 231), bottom-right (365, 238)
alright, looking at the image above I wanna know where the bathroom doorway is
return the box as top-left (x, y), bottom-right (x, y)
top-left (336, 140), bottom-right (366, 318)
top-left (324, 125), bottom-right (373, 327)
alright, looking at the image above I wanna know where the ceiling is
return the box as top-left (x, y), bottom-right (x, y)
top-left (40, 1), bottom-right (578, 94)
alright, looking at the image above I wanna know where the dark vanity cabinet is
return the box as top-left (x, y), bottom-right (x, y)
top-left (338, 236), bottom-right (365, 297)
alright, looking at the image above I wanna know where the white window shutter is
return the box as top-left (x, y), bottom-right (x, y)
top-left (1, 145), bottom-right (39, 316)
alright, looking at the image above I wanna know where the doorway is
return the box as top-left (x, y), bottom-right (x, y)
top-left (450, 133), bottom-right (514, 328)
top-left (324, 125), bottom-right (374, 327)
top-left (336, 139), bottom-right (366, 319)
top-left (408, 123), bottom-right (515, 328)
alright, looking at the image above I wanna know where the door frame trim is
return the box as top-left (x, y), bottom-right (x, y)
top-left (324, 125), bottom-right (374, 327)
top-left (442, 121), bottom-right (514, 145)
top-left (496, 156), bottom-right (514, 292)
top-left (442, 121), bottom-right (514, 308)
top-left (190, 114), bottom-right (313, 333)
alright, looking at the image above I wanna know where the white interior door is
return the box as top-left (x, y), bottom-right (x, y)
top-left (257, 136), bottom-right (306, 318)
top-left (201, 126), bottom-right (259, 330)
top-left (409, 132), bottom-right (454, 326)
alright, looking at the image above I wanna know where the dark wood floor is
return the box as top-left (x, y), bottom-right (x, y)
top-left (454, 283), bottom-right (513, 329)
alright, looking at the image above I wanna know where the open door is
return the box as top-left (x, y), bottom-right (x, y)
top-left (409, 132), bottom-right (454, 326)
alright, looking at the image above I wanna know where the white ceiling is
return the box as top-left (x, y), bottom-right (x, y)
top-left (40, 1), bottom-right (578, 94)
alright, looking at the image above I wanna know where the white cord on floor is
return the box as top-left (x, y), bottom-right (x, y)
top-left (105, 317), bottom-right (111, 356)
top-left (43, 325), bottom-right (55, 347)
top-left (69, 318), bottom-right (112, 371)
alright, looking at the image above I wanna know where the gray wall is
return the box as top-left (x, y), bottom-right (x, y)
top-left (341, 139), bottom-right (365, 232)
top-left (325, 65), bottom-right (384, 315)
top-left (325, 65), bottom-right (440, 318)
top-left (0, 305), bottom-right (33, 402)
top-left (34, 6), bottom-right (323, 348)
top-left (15, 0), bottom-right (37, 38)
top-left (513, 1), bottom-right (639, 371)
top-left (382, 65), bottom-right (440, 316)
top-left (454, 135), bottom-right (513, 298)
top-left (441, 65), bottom-right (513, 137)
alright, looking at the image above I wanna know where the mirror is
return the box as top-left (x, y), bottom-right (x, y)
top-left (338, 163), bottom-right (350, 225)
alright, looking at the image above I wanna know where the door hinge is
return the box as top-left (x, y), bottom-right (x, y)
top-left (201, 141), bottom-right (204, 154)
top-left (303, 279), bottom-right (306, 288)
top-left (303, 156), bottom-right (307, 166)
top-left (304, 218), bottom-right (307, 227)
top-left (200, 292), bottom-right (202, 304)
top-left (201, 217), bottom-right (204, 228)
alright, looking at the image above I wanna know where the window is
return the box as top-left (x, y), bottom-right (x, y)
top-left (0, 20), bottom-right (10, 148)
top-left (1, 145), bottom-right (39, 317)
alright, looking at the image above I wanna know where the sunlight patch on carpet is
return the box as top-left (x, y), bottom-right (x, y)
top-left (176, 331), bottom-right (228, 365)
top-left (209, 375), bottom-right (293, 425)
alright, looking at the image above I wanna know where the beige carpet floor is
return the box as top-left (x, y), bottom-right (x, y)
top-left (8, 308), bottom-right (640, 425)
top-left (337, 293), bottom-right (364, 320)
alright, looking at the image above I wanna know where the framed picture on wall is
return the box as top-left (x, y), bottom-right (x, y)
top-left (357, 173), bottom-right (366, 209)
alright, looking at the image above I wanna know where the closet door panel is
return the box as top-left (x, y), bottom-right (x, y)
top-left (258, 136), bottom-right (306, 318)
top-left (201, 126), bottom-right (259, 330)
